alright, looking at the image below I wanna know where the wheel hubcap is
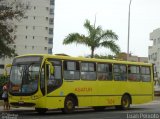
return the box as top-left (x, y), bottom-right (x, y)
top-left (67, 100), bottom-right (73, 109)
top-left (123, 99), bottom-right (128, 107)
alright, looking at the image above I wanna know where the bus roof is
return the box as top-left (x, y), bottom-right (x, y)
top-left (15, 54), bottom-right (151, 66)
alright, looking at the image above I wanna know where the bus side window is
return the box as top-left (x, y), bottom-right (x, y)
top-left (63, 61), bottom-right (80, 80)
top-left (141, 66), bottom-right (151, 82)
top-left (113, 64), bottom-right (127, 81)
top-left (128, 65), bottom-right (140, 81)
top-left (97, 63), bottom-right (112, 80)
top-left (81, 62), bottom-right (96, 80)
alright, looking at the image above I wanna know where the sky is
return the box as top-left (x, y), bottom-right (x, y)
top-left (53, 0), bottom-right (160, 57)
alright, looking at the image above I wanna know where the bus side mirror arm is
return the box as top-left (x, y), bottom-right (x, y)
top-left (45, 60), bottom-right (54, 75)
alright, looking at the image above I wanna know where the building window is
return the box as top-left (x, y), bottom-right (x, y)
top-left (48, 48), bottom-right (52, 54)
top-left (158, 38), bottom-right (160, 44)
top-left (48, 38), bottom-right (53, 44)
top-left (45, 37), bottom-right (48, 40)
top-left (46, 7), bottom-right (49, 10)
top-left (49, 18), bottom-right (53, 25)
top-left (0, 65), bottom-right (4, 69)
top-left (46, 17), bottom-right (48, 20)
top-left (49, 28), bottom-right (53, 34)
top-left (26, 5), bottom-right (29, 9)
top-left (24, 16), bottom-right (28, 19)
top-left (44, 47), bottom-right (47, 50)
top-left (14, 45), bottom-right (16, 48)
top-left (16, 6), bottom-right (18, 9)
top-left (26, 26), bottom-right (28, 29)
top-left (14, 35), bottom-right (17, 39)
top-left (50, 8), bottom-right (54, 15)
top-left (34, 16), bottom-right (36, 20)
top-left (33, 26), bottom-right (35, 30)
top-left (26, 36), bottom-right (27, 39)
top-left (32, 46), bottom-right (34, 49)
top-left (50, 0), bottom-right (54, 5)
top-left (25, 45), bottom-right (27, 49)
top-left (34, 6), bottom-right (36, 10)
top-left (33, 36), bottom-right (35, 39)
top-left (153, 39), bottom-right (156, 45)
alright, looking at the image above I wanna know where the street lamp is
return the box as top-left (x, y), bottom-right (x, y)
top-left (127, 0), bottom-right (132, 61)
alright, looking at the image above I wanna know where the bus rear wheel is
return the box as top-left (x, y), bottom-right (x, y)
top-left (116, 94), bottom-right (131, 110)
top-left (35, 108), bottom-right (47, 114)
top-left (62, 96), bottom-right (75, 114)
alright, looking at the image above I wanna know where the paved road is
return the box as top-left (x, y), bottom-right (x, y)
top-left (0, 99), bottom-right (160, 119)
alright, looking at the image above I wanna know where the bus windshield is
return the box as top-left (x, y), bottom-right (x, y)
top-left (9, 56), bottom-right (42, 95)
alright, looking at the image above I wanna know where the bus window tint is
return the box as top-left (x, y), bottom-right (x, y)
top-left (81, 62), bottom-right (96, 80)
top-left (128, 65), bottom-right (140, 81)
top-left (63, 61), bottom-right (80, 80)
top-left (141, 66), bottom-right (151, 82)
top-left (113, 64), bottom-right (127, 81)
top-left (97, 63), bottom-right (112, 80)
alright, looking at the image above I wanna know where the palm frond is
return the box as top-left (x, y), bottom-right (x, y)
top-left (99, 30), bottom-right (118, 41)
top-left (84, 19), bottom-right (94, 33)
top-left (100, 40), bottom-right (120, 54)
top-left (63, 33), bottom-right (87, 45)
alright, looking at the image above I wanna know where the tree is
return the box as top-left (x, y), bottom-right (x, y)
top-left (0, 0), bottom-right (27, 58)
top-left (93, 54), bottom-right (115, 59)
top-left (63, 19), bottom-right (120, 58)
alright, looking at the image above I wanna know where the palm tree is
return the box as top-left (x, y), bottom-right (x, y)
top-left (63, 19), bottom-right (120, 58)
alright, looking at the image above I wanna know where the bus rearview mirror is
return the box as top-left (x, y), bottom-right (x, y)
top-left (4, 64), bottom-right (12, 77)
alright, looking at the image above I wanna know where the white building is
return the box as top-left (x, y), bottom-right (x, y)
top-left (0, 0), bottom-right (55, 74)
top-left (148, 28), bottom-right (160, 78)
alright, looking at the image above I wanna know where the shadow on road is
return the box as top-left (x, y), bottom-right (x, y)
top-left (0, 107), bottom-right (151, 117)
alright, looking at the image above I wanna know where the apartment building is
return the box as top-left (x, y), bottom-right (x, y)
top-left (0, 0), bottom-right (55, 74)
top-left (148, 28), bottom-right (160, 78)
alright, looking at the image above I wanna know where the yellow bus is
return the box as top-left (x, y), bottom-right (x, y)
top-left (8, 54), bottom-right (154, 113)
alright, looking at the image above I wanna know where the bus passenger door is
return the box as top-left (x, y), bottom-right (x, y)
top-left (46, 60), bottom-right (62, 94)
top-left (40, 64), bottom-right (45, 96)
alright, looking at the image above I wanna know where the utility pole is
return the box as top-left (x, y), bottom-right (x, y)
top-left (127, 0), bottom-right (132, 61)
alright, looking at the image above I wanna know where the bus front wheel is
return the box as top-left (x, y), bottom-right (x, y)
top-left (62, 96), bottom-right (75, 114)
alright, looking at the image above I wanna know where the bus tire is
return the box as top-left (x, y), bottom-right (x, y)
top-left (62, 96), bottom-right (75, 114)
top-left (116, 94), bottom-right (131, 110)
top-left (35, 108), bottom-right (47, 114)
top-left (93, 106), bottom-right (106, 111)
